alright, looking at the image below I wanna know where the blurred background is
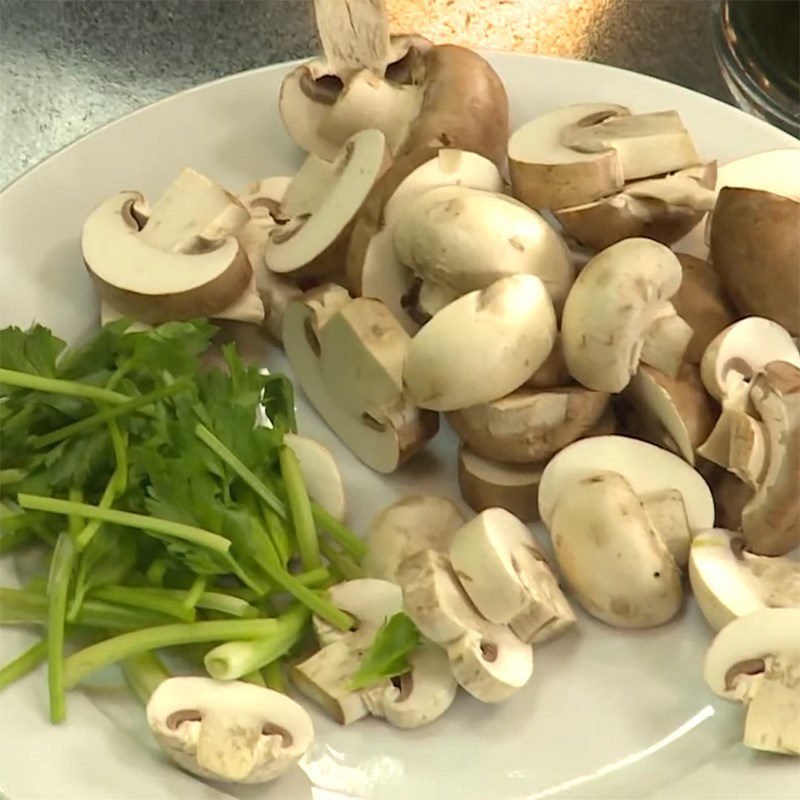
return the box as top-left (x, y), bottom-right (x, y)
top-left (1, 0), bottom-right (797, 187)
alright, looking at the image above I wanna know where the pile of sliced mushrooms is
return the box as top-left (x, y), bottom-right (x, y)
top-left (78, 0), bottom-right (800, 784)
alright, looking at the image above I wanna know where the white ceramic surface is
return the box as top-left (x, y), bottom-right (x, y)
top-left (1, 54), bottom-right (799, 800)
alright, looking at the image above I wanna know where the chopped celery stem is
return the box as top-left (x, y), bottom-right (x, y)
top-left (0, 639), bottom-right (47, 691)
top-left (311, 503), bottom-right (367, 560)
top-left (121, 650), bottom-right (171, 705)
top-left (0, 368), bottom-right (141, 406)
top-left (47, 531), bottom-right (77, 723)
top-left (280, 446), bottom-right (321, 570)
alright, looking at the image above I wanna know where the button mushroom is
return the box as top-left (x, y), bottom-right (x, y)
top-left (689, 529), bottom-right (799, 631)
top-left (403, 275), bottom-right (557, 411)
top-left (282, 284), bottom-right (438, 473)
top-left (146, 677), bottom-right (314, 783)
top-left (398, 549), bottom-right (534, 702)
top-left (704, 607), bottom-right (800, 756)
top-left (449, 508), bottom-right (575, 643)
top-left (283, 433), bottom-right (346, 522)
top-left (446, 385), bottom-right (609, 463)
top-left (509, 104), bottom-right (700, 211)
top-left (560, 238), bottom-right (692, 391)
top-left (363, 494), bottom-right (465, 581)
top-left (82, 169), bottom-right (254, 323)
top-left (392, 187), bottom-right (575, 314)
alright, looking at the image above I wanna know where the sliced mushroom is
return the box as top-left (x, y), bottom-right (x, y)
top-left (404, 275), bottom-right (557, 411)
top-left (704, 607), bottom-right (800, 755)
top-left (449, 508), bottom-right (575, 642)
top-left (555, 162), bottom-right (716, 251)
top-left (509, 104), bottom-right (699, 210)
top-left (146, 677), bottom-right (313, 783)
top-left (447, 385), bottom-right (609, 463)
top-left (538, 435), bottom-right (715, 562)
top-left (363, 495), bottom-right (465, 581)
top-left (623, 363), bottom-right (717, 464)
top-left (550, 472), bottom-right (683, 628)
top-left (689, 529), bottom-right (800, 631)
top-left (284, 433), bottom-right (346, 521)
top-left (264, 130), bottom-right (388, 280)
top-left (671, 253), bottom-right (737, 365)
top-left (561, 238), bottom-right (692, 391)
top-left (82, 169), bottom-right (253, 323)
top-left (392, 187), bottom-right (574, 313)
top-left (282, 285), bottom-right (438, 473)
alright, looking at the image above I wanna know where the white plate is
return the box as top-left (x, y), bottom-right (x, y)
top-left (1, 53), bottom-right (798, 800)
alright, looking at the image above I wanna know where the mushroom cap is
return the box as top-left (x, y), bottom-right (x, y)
top-left (363, 495), bottom-right (465, 581)
top-left (689, 529), bottom-right (800, 632)
top-left (403, 274), bottom-right (557, 411)
top-left (282, 285), bottom-right (438, 473)
top-left (538, 434), bottom-right (714, 531)
top-left (550, 471), bottom-right (683, 628)
top-left (560, 238), bottom-right (687, 393)
top-left (699, 317), bottom-right (800, 404)
top-left (284, 433), bottom-right (346, 522)
top-left (82, 191), bottom-right (252, 324)
top-left (624, 363), bottom-right (717, 465)
top-left (447, 385), bottom-right (609, 463)
top-left (392, 187), bottom-right (574, 312)
top-left (703, 607), bottom-right (800, 700)
top-left (525, 336), bottom-right (571, 389)
top-left (146, 677), bottom-right (313, 784)
top-left (671, 253), bottom-right (737, 365)
top-left (711, 186), bottom-right (800, 335)
top-left (508, 103), bottom-right (628, 209)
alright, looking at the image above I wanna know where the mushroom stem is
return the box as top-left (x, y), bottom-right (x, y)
top-left (640, 488), bottom-right (692, 567)
top-left (639, 305), bottom-right (693, 378)
top-left (740, 656), bottom-right (800, 755)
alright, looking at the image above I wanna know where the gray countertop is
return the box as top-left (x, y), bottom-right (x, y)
top-left (1, 0), bottom-right (732, 188)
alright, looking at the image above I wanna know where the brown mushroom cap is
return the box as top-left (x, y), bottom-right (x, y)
top-left (711, 187), bottom-right (800, 335)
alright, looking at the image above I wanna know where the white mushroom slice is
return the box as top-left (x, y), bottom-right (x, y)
top-left (561, 238), bottom-right (691, 391)
top-left (447, 386), bottom-right (609, 464)
top-left (364, 495), bottom-right (465, 581)
top-left (313, 578), bottom-right (402, 646)
top-left (689, 529), bottom-right (800, 631)
top-left (550, 472), bottom-right (683, 628)
top-left (392, 187), bottom-right (574, 313)
top-left (697, 407), bottom-right (768, 488)
top-left (699, 317), bottom-right (800, 407)
top-left (538, 435), bottom-right (714, 533)
top-left (380, 643), bottom-right (457, 729)
top-left (555, 163), bottom-right (716, 251)
top-left (283, 433), bottom-right (346, 522)
top-left (447, 624), bottom-right (534, 703)
top-left (404, 275), bottom-right (557, 411)
top-left (146, 677), bottom-right (313, 784)
top-left (258, 270), bottom-right (303, 343)
top-left (704, 607), bottom-right (800, 756)
top-left (457, 446), bottom-right (544, 522)
top-left (283, 286), bottom-right (438, 473)
top-left (82, 172), bottom-right (252, 323)
top-left (449, 508), bottom-right (575, 642)
top-left (508, 103), bottom-right (629, 210)
top-left (317, 297), bottom-right (409, 417)
top-left (624, 363), bottom-right (717, 465)
top-left (239, 176), bottom-right (293, 221)
top-left (264, 130), bottom-right (388, 279)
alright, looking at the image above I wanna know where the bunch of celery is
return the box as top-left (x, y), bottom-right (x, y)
top-left (0, 319), bottom-right (366, 721)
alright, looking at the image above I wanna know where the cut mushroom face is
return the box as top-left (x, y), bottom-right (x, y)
top-left (561, 238), bottom-right (692, 392)
top-left (82, 169), bottom-right (253, 323)
top-left (689, 529), bottom-right (800, 632)
top-left (538, 434), bottom-right (715, 555)
top-left (671, 253), bottom-right (737, 366)
top-left (392, 187), bottom-right (575, 313)
top-left (404, 275), bottom-right (557, 411)
top-left (449, 508), bottom-right (575, 642)
top-left (623, 363), bottom-right (717, 465)
top-left (555, 162), bottom-right (716, 251)
top-left (284, 433), bottom-right (346, 522)
top-left (282, 285), bottom-right (438, 473)
top-left (146, 677), bottom-right (314, 784)
top-left (264, 130), bottom-right (388, 279)
top-left (703, 607), bottom-right (800, 755)
top-left (363, 495), bottom-right (465, 581)
top-left (699, 317), bottom-right (800, 408)
top-left (447, 385), bottom-right (609, 463)
top-left (550, 472), bottom-right (684, 628)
